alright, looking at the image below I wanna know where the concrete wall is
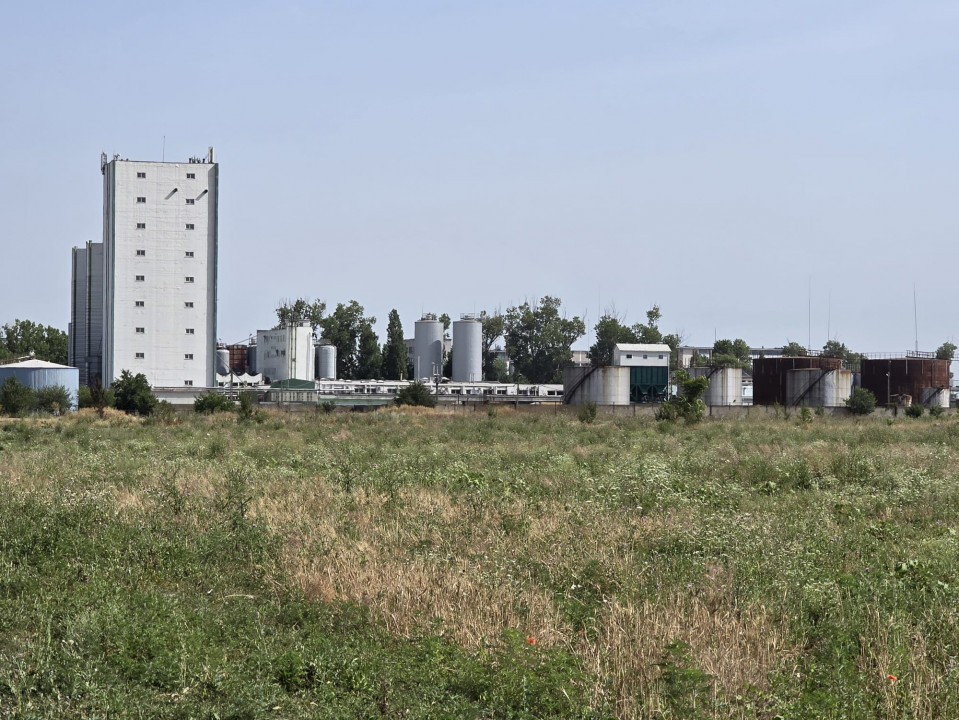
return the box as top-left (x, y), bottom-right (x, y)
top-left (563, 366), bottom-right (630, 405)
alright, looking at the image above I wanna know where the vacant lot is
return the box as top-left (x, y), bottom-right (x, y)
top-left (1, 407), bottom-right (958, 718)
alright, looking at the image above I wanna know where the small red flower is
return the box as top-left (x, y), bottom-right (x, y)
top-left (887, 674), bottom-right (897, 682)
top-left (526, 636), bottom-right (536, 646)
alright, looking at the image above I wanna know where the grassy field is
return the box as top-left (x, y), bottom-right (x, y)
top-left (1, 406), bottom-right (958, 718)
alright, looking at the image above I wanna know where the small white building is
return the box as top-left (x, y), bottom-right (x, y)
top-left (256, 323), bottom-right (314, 384)
top-left (613, 343), bottom-right (671, 367)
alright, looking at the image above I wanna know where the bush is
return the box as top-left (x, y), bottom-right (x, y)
top-left (905, 403), bottom-right (924, 419)
top-left (83, 377), bottom-right (115, 416)
top-left (194, 392), bottom-right (235, 414)
top-left (34, 385), bottom-right (72, 415)
top-left (238, 391), bottom-right (260, 423)
top-left (396, 381), bottom-right (436, 408)
top-left (577, 401), bottom-right (597, 424)
top-left (929, 404), bottom-right (945, 418)
top-left (657, 370), bottom-right (709, 424)
top-left (112, 370), bottom-right (158, 416)
top-left (0, 377), bottom-right (35, 417)
top-left (845, 387), bottom-right (876, 415)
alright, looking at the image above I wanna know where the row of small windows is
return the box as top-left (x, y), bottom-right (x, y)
top-left (136, 172), bottom-right (196, 180)
top-left (134, 250), bottom-right (194, 258)
top-left (134, 223), bottom-right (197, 229)
top-left (135, 276), bottom-right (195, 282)
top-left (133, 301), bottom-right (195, 308)
top-left (132, 328), bottom-right (195, 334)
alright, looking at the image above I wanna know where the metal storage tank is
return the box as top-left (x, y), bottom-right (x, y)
top-left (786, 368), bottom-right (852, 407)
top-left (216, 348), bottom-right (230, 375)
top-left (413, 313), bottom-right (444, 379)
top-left (563, 366), bottom-right (630, 405)
top-left (246, 344), bottom-right (257, 375)
top-left (690, 366), bottom-right (743, 406)
top-left (452, 315), bottom-right (482, 382)
top-left (919, 387), bottom-right (950, 409)
top-left (0, 359), bottom-right (80, 411)
top-left (752, 356), bottom-right (843, 406)
top-left (316, 341), bottom-right (337, 380)
top-left (227, 344), bottom-right (248, 374)
top-left (860, 356), bottom-right (950, 407)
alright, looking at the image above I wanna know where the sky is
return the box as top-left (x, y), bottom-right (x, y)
top-left (2, 1), bottom-right (957, 355)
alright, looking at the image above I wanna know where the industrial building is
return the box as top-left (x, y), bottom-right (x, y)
top-left (564, 343), bottom-right (669, 405)
top-left (860, 354), bottom-right (950, 408)
top-left (255, 323), bottom-right (314, 384)
top-left (0, 359), bottom-right (79, 410)
top-left (71, 149), bottom-right (219, 388)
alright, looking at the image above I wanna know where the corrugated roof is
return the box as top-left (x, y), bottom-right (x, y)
top-left (0, 359), bottom-right (76, 370)
top-left (614, 343), bottom-right (672, 353)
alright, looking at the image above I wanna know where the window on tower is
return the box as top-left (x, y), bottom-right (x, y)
top-left (136, 196), bottom-right (146, 203)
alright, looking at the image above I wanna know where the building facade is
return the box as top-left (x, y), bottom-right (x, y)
top-left (69, 240), bottom-right (104, 386)
top-left (256, 323), bottom-right (314, 384)
top-left (99, 149), bottom-right (218, 387)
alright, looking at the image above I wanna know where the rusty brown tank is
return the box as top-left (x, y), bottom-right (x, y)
top-left (751, 356), bottom-right (843, 406)
top-left (860, 357), bottom-right (950, 406)
top-left (227, 344), bottom-right (249, 374)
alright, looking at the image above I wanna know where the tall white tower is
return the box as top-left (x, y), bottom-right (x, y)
top-left (100, 148), bottom-right (218, 388)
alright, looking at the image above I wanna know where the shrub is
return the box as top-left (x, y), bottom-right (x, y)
top-left (112, 370), bottom-right (158, 416)
top-left (237, 391), bottom-right (259, 423)
top-left (194, 392), bottom-right (235, 414)
top-left (0, 377), bottom-right (35, 417)
top-left (396, 381), bottom-right (436, 408)
top-left (905, 403), bottom-right (924, 419)
top-left (85, 376), bottom-right (115, 416)
top-left (577, 401), bottom-right (597, 424)
top-left (929, 404), bottom-right (945, 418)
top-left (657, 370), bottom-right (709, 424)
top-left (34, 385), bottom-right (72, 415)
top-left (845, 387), bottom-right (876, 415)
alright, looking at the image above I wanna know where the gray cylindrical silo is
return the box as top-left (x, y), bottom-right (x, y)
top-left (247, 344), bottom-right (257, 374)
top-left (216, 348), bottom-right (230, 376)
top-left (316, 342), bottom-right (337, 380)
top-left (413, 314), bottom-right (444, 380)
top-left (452, 316), bottom-right (482, 382)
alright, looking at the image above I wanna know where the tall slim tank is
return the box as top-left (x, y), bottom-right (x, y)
top-left (316, 341), bottom-right (337, 380)
top-left (247, 344), bottom-right (257, 375)
top-left (452, 315), bottom-right (483, 382)
top-left (413, 313), bottom-right (444, 379)
top-left (216, 348), bottom-right (230, 376)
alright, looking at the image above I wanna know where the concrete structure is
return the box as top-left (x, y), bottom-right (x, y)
top-left (690, 366), bottom-right (743, 406)
top-left (69, 241), bottom-right (104, 385)
top-left (785, 368), bottom-right (852, 407)
top-left (99, 149), bottom-right (218, 388)
top-left (315, 341), bottom-right (337, 380)
top-left (413, 314), bottom-right (444, 380)
top-left (563, 366), bottom-right (630, 405)
top-left (613, 343), bottom-right (670, 402)
top-left (452, 315), bottom-right (482, 382)
top-left (256, 323), bottom-right (314, 384)
top-left (0, 359), bottom-right (79, 410)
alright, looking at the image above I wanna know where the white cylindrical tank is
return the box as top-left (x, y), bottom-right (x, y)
top-left (786, 368), bottom-right (852, 407)
top-left (216, 348), bottom-right (230, 376)
top-left (563, 366), bottom-right (630, 405)
top-left (690, 366), bottom-right (742, 406)
top-left (919, 387), bottom-right (949, 408)
top-left (452, 316), bottom-right (482, 382)
top-left (316, 342), bottom-right (337, 380)
top-left (413, 314), bottom-right (444, 380)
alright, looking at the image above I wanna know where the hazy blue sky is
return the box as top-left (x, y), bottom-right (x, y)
top-left (2, 1), bottom-right (957, 354)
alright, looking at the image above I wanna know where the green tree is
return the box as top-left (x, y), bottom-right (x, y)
top-left (381, 309), bottom-right (407, 380)
top-left (439, 313), bottom-right (451, 332)
top-left (629, 305), bottom-right (683, 369)
top-left (589, 314), bottom-right (638, 367)
top-left (846, 387), bottom-right (876, 415)
top-left (112, 370), bottom-right (158, 416)
top-left (194, 392), bottom-right (235, 414)
top-left (395, 380), bottom-right (436, 407)
top-left (712, 338), bottom-right (750, 368)
top-left (504, 297), bottom-right (585, 384)
top-left (935, 342), bottom-right (956, 361)
top-left (782, 341), bottom-right (807, 357)
top-left (1, 319), bottom-right (68, 364)
top-left (34, 385), bottom-right (73, 415)
top-left (481, 312), bottom-right (505, 380)
top-left (274, 298), bottom-right (326, 334)
top-left (822, 339), bottom-right (862, 367)
top-left (0, 377), bottom-right (35, 416)
top-left (356, 323), bottom-right (382, 380)
top-left (318, 301), bottom-right (376, 380)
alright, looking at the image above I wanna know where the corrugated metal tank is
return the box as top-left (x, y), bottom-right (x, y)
top-left (215, 348), bottom-right (230, 375)
top-left (752, 356), bottom-right (843, 406)
top-left (246, 345), bottom-right (257, 375)
top-left (786, 368), bottom-right (852, 407)
top-left (563, 366), bottom-right (630, 405)
top-left (860, 357), bottom-right (950, 407)
top-left (919, 387), bottom-right (950, 408)
top-left (315, 342), bottom-right (337, 380)
top-left (0, 360), bottom-right (80, 411)
top-left (690, 366), bottom-right (743, 406)
top-left (227, 344), bottom-right (248, 374)
top-left (452, 317), bottom-right (482, 382)
top-left (413, 315), bottom-right (444, 379)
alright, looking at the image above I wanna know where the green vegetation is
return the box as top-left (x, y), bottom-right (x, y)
top-left (0, 318), bottom-right (68, 364)
top-left (111, 370), bottom-right (158, 416)
top-left (381, 309), bottom-right (407, 381)
top-left (505, 296), bottom-right (585, 383)
top-left (711, 338), bottom-right (750, 369)
top-left (905, 403), bottom-right (925, 419)
top-left (395, 380), bottom-right (436, 407)
top-left (782, 340), bottom-right (807, 357)
top-left (588, 306), bottom-right (683, 369)
top-left (936, 342), bottom-right (956, 361)
top-left (193, 391), bottom-right (236, 414)
top-left (846, 387), bottom-right (878, 415)
top-left (2, 408), bottom-right (959, 718)
top-left (657, 369), bottom-right (709, 424)
top-left (318, 301), bottom-right (379, 380)
top-left (0, 377), bottom-right (36, 416)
